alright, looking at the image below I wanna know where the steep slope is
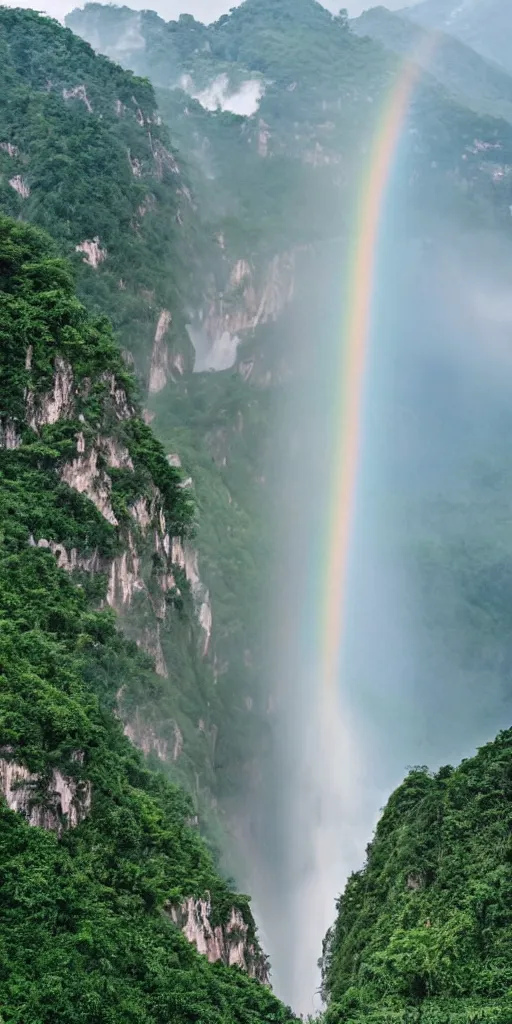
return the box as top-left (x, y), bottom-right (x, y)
top-left (407, 0), bottom-right (512, 75)
top-left (68, 0), bottom-right (512, 241)
top-left (352, 5), bottom-right (512, 123)
top-left (0, 7), bottom-right (244, 853)
top-left (320, 728), bottom-right (512, 1023)
top-left (0, 213), bottom-right (296, 1022)
top-left (0, 6), bottom-right (201, 382)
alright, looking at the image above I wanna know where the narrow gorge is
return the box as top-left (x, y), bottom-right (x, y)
top-left (1, 1), bottom-right (512, 1022)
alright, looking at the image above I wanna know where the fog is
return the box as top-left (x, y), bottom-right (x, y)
top-left (180, 72), bottom-right (264, 116)
top-left (231, 210), bottom-right (512, 1014)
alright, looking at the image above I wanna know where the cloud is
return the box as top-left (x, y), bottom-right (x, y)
top-left (181, 72), bottom-right (264, 115)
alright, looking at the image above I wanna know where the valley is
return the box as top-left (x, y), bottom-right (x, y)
top-left (1, 0), bottom-right (512, 1020)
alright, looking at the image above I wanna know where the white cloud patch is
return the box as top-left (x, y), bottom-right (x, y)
top-left (180, 72), bottom-right (264, 116)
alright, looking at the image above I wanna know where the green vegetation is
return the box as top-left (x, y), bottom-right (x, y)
top-left (0, 215), bottom-right (191, 536)
top-left (410, 0), bottom-right (512, 76)
top-left (70, 0), bottom-right (512, 244)
top-left (0, 213), bottom-right (296, 1023)
top-left (352, 6), bottom-right (512, 124)
top-left (0, 6), bottom-right (198, 378)
top-left (149, 333), bottom-right (278, 812)
top-left (66, 0), bottom-right (512, 895)
top-left (321, 731), bottom-right (512, 1023)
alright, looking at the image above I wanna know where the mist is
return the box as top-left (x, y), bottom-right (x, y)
top-left (231, 208), bottom-right (512, 1014)
top-left (180, 72), bottom-right (264, 117)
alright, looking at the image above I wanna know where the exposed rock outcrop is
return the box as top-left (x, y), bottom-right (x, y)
top-left (9, 175), bottom-right (30, 198)
top-left (151, 140), bottom-right (180, 180)
top-left (107, 542), bottom-right (145, 607)
top-left (171, 538), bottom-right (212, 656)
top-left (0, 754), bottom-right (91, 834)
top-left (0, 418), bottom-right (21, 449)
top-left (149, 310), bottom-right (172, 394)
top-left (121, 710), bottom-right (183, 763)
top-left (169, 897), bottom-right (270, 984)
top-left (26, 357), bottom-right (74, 429)
top-left (62, 84), bottom-right (93, 113)
top-left (31, 536), bottom-right (102, 574)
top-left (191, 250), bottom-right (301, 372)
top-left (75, 237), bottom-right (107, 268)
top-left (62, 448), bottom-right (118, 526)
top-left (0, 141), bottom-right (18, 157)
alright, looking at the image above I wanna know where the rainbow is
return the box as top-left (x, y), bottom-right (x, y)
top-left (321, 31), bottom-right (440, 697)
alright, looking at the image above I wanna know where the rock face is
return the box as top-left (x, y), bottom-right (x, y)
top-left (0, 418), bottom-right (21, 449)
top-left (122, 711), bottom-right (183, 763)
top-left (9, 175), bottom-right (30, 198)
top-left (191, 251), bottom-right (300, 373)
top-left (0, 754), bottom-right (91, 834)
top-left (170, 897), bottom-right (270, 984)
top-left (149, 309), bottom-right (172, 394)
top-left (26, 357), bottom-right (74, 429)
top-left (75, 237), bottom-right (107, 268)
top-left (19, 349), bottom-right (211, 778)
top-left (171, 538), bottom-right (212, 656)
top-left (62, 447), bottom-right (119, 525)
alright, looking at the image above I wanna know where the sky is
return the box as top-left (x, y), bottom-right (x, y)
top-left (2, 0), bottom-right (420, 27)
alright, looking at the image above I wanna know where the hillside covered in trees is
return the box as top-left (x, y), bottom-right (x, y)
top-left (0, 212), bottom-right (297, 1024)
top-left (321, 730), bottom-right (512, 1024)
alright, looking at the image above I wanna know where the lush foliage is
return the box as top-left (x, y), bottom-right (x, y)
top-left (66, 0), bottom-right (512, 897)
top-left (0, 6), bottom-right (197, 378)
top-left (0, 214), bottom-right (295, 1022)
top-left (70, 0), bottom-right (512, 246)
top-left (0, 215), bottom-right (192, 535)
top-left (321, 731), bottom-right (512, 1023)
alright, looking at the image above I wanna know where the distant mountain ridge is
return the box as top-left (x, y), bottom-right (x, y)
top-left (352, 5), bottom-right (512, 123)
top-left (406, 0), bottom-right (512, 74)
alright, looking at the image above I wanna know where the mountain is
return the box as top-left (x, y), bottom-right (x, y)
top-left (68, 0), bottom-right (512, 236)
top-left (352, 5), bottom-right (512, 123)
top-left (320, 729), bottom-right (512, 1023)
top-left (0, 3), bottom-right (269, 863)
top-left (0, 212), bottom-right (296, 1023)
top-left (65, 0), bottom-right (512, 918)
top-left (407, 0), bottom-right (512, 75)
top-left (4, 0), bottom-right (512, 1015)
top-left (0, 6), bottom-right (204, 383)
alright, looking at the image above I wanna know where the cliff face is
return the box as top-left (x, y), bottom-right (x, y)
top-left (170, 897), bottom-right (270, 984)
top-left (0, 213), bottom-right (222, 835)
top-left (0, 214), bottom-right (294, 1024)
top-left (0, 753), bottom-right (91, 834)
top-left (189, 250), bottom-right (300, 374)
top-left (0, 6), bottom-right (276, 879)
